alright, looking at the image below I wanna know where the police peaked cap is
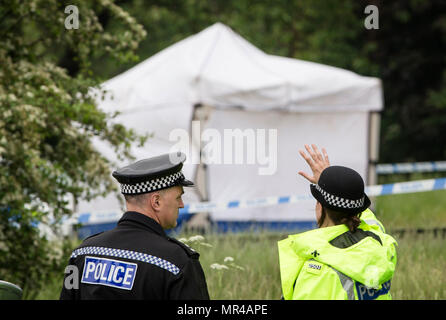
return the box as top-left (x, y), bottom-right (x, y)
top-left (310, 166), bottom-right (371, 215)
top-left (112, 152), bottom-right (194, 195)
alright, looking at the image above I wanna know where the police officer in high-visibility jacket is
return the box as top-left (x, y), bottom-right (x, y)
top-left (60, 152), bottom-right (209, 300)
top-left (278, 145), bottom-right (397, 300)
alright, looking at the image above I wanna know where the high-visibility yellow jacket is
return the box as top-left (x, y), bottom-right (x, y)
top-left (278, 209), bottom-right (397, 300)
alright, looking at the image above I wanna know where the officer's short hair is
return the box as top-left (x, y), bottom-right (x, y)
top-left (124, 189), bottom-right (170, 206)
top-left (124, 193), bottom-right (150, 206)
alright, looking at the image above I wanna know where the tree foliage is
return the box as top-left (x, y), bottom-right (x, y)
top-left (370, 0), bottom-right (446, 162)
top-left (0, 0), bottom-right (147, 296)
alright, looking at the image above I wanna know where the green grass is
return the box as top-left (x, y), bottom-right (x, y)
top-left (189, 232), bottom-right (283, 300)
top-left (390, 234), bottom-right (446, 299)
top-left (373, 186), bottom-right (446, 299)
top-left (32, 186), bottom-right (446, 300)
top-left (374, 190), bottom-right (446, 229)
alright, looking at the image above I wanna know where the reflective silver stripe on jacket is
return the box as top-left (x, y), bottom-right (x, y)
top-left (364, 219), bottom-right (385, 232)
top-left (330, 267), bottom-right (355, 300)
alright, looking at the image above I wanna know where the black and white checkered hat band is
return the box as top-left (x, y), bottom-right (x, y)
top-left (314, 184), bottom-right (365, 209)
top-left (120, 172), bottom-right (184, 194)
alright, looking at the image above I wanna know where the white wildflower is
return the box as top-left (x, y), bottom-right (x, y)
top-left (49, 84), bottom-right (61, 94)
top-left (224, 256), bottom-right (234, 263)
top-left (210, 263), bottom-right (229, 270)
top-left (188, 235), bottom-right (205, 242)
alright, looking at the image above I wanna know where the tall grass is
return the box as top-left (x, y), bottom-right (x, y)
top-left (373, 183), bottom-right (446, 299)
top-left (38, 230), bottom-right (446, 300)
top-left (182, 188), bottom-right (446, 300)
top-left (184, 231), bottom-right (446, 300)
top-left (188, 233), bottom-right (283, 300)
top-left (391, 234), bottom-right (446, 299)
top-left (33, 187), bottom-right (446, 300)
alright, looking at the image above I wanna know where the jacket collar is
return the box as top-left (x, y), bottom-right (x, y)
top-left (118, 211), bottom-right (166, 237)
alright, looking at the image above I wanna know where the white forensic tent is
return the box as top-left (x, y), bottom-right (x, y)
top-left (75, 22), bottom-right (383, 233)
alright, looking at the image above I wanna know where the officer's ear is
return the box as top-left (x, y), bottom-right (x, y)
top-left (150, 192), bottom-right (162, 211)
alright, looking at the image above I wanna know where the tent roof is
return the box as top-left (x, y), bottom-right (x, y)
top-left (97, 22), bottom-right (382, 113)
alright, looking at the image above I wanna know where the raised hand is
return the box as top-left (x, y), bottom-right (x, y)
top-left (298, 144), bottom-right (330, 184)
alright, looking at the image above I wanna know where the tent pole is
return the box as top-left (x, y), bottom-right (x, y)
top-left (186, 103), bottom-right (212, 232)
top-left (368, 111), bottom-right (381, 186)
top-left (191, 103), bottom-right (212, 202)
top-left (367, 111), bottom-right (381, 211)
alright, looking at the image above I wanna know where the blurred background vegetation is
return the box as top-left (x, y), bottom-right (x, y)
top-left (1, 0), bottom-right (445, 299)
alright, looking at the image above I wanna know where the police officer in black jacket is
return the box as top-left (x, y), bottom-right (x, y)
top-left (60, 152), bottom-right (209, 300)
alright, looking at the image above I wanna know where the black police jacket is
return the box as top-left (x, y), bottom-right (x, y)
top-left (60, 211), bottom-right (210, 300)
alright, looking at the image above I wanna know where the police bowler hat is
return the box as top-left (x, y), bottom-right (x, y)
top-left (0, 280), bottom-right (22, 300)
top-left (310, 166), bottom-right (370, 215)
top-left (112, 152), bottom-right (194, 195)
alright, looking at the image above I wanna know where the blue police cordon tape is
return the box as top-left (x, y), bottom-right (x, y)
top-left (76, 177), bottom-right (446, 225)
top-left (376, 161), bottom-right (446, 174)
top-left (178, 177), bottom-right (446, 215)
top-left (75, 177), bottom-right (446, 237)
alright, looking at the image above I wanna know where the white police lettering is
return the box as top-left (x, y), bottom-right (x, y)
top-left (71, 246), bottom-right (180, 275)
top-left (81, 256), bottom-right (137, 290)
top-left (356, 280), bottom-right (391, 300)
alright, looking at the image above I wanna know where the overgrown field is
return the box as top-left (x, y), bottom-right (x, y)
top-left (34, 188), bottom-right (446, 300)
